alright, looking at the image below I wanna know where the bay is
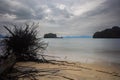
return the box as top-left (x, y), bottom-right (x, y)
top-left (44, 38), bottom-right (120, 64)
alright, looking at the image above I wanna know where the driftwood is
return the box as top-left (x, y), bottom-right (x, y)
top-left (0, 60), bottom-right (74, 80)
top-left (0, 54), bottom-right (16, 75)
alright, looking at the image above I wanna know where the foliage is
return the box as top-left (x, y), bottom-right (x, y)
top-left (2, 23), bottom-right (48, 62)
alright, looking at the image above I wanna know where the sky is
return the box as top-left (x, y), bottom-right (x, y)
top-left (0, 0), bottom-right (120, 36)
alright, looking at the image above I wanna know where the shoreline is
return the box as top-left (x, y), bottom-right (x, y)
top-left (14, 60), bottom-right (120, 80)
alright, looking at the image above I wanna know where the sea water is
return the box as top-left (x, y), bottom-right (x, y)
top-left (44, 38), bottom-right (120, 64)
top-left (0, 38), bottom-right (120, 64)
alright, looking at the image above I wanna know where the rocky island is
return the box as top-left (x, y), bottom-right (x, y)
top-left (44, 33), bottom-right (62, 38)
top-left (93, 26), bottom-right (120, 38)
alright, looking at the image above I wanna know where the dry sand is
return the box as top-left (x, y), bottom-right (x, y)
top-left (15, 60), bottom-right (120, 80)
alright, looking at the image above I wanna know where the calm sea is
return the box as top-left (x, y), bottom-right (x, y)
top-left (44, 38), bottom-right (120, 64)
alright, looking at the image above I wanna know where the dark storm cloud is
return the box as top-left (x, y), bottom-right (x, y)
top-left (66, 0), bottom-right (120, 36)
top-left (0, 0), bottom-right (120, 36)
top-left (0, 0), bottom-right (35, 20)
top-left (84, 0), bottom-right (120, 17)
top-left (0, 0), bottom-right (73, 21)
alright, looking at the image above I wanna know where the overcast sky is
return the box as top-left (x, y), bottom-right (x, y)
top-left (0, 0), bottom-right (120, 36)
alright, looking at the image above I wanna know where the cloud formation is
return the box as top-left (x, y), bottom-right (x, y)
top-left (0, 0), bottom-right (120, 36)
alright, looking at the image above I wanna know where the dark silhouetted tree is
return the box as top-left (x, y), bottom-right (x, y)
top-left (2, 23), bottom-right (48, 62)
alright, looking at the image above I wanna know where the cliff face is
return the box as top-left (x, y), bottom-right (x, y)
top-left (93, 26), bottom-right (120, 38)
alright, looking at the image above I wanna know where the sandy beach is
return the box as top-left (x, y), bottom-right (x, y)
top-left (14, 60), bottom-right (120, 80)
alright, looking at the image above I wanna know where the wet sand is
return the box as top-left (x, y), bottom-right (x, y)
top-left (15, 61), bottom-right (120, 80)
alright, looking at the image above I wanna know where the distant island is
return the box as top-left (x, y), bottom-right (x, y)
top-left (0, 34), bottom-right (6, 38)
top-left (93, 26), bottom-right (120, 38)
top-left (44, 33), bottom-right (62, 38)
